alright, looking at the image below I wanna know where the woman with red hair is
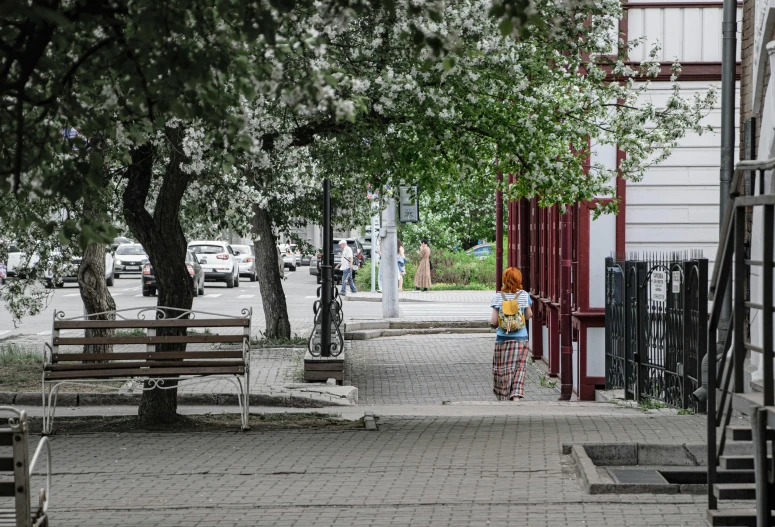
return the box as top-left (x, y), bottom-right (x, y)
top-left (490, 267), bottom-right (533, 401)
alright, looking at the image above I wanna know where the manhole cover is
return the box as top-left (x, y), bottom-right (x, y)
top-left (608, 468), bottom-right (669, 485)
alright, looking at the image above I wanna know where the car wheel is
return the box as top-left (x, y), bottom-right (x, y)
top-left (192, 282), bottom-right (198, 297)
top-left (198, 277), bottom-right (205, 296)
top-left (250, 270), bottom-right (257, 282)
top-left (151, 287), bottom-right (157, 296)
top-left (290, 264), bottom-right (297, 272)
top-left (114, 273), bottom-right (120, 279)
top-left (234, 270), bottom-right (239, 285)
top-left (142, 287), bottom-right (151, 297)
top-left (106, 273), bottom-right (114, 287)
top-left (226, 274), bottom-right (235, 288)
top-left (317, 274), bottom-right (321, 284)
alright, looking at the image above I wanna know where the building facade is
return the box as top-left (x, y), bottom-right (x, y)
top-left (509, 0), bottom-right (740, 399)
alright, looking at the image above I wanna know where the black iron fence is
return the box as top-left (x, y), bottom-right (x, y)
top-left (604, 253), bottom-right (708, 411)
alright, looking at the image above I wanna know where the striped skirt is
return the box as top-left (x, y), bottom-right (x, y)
top-left (492, 339), bottom-right (530, 401)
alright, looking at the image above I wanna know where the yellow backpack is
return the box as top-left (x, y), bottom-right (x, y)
top-left (498, 291), bottom-right (526, 332)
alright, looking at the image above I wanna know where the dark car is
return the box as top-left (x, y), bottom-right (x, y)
top-left (316, 238), bottom-right (364, 284)
top-left (141, 250), bottom-right (204, 297)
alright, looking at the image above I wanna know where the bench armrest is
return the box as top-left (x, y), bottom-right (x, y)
top-left (29, 436), bottom-right (52, 514)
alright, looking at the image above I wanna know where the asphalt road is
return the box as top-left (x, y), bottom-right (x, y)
top-left (0, 265), bottom-right (487, 340)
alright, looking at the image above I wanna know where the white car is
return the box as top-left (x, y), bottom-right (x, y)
top-left (6, 243), bottom-right (40, 279)
top-left (44, 250), bottom-right (114, 287)
top-left (279, 244), bottom-right (298, 271)
top-left (188, 241), bottom-right (239, 288)
top-left (230, 244), bottom-right (257, 282)
top-left (113, 243), bottom-right (148, 277)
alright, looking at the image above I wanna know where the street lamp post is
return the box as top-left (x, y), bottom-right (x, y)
top-left (320, 179), bottom-right (332, 357)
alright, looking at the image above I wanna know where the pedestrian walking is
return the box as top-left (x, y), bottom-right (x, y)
top-left (489, 267), bottom-right (533, 401)
top-left (336, 239), bottom-right (357, 295)
top-left (414, 239), bottom-right (431, 291)
top-left (397, 241), bottom-right (406, 291)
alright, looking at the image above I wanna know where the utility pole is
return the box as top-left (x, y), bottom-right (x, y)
top-left (370, 205), bottom-right (378, 293)
top-left (382, 195), bottom-right (399, 318)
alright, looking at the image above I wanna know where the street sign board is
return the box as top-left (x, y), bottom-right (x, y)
top-left (671, 270), bottom-right (681, 294)
top-left (650, 270), bottom-right (667, 302)
top-left (399, 185), bottom-right (419, 223)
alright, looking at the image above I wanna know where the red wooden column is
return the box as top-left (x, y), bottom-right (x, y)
top-left (496, 171), bottom-right (504, 291)
top-left (547, 205), bottom-right (561, 378)
top-left (559, 205), bottom-right (573, 400)
top-left (507, 174), bottom-right (517, 267)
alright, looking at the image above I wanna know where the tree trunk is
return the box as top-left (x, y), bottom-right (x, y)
top-left (252, 205), bottom-right (291, 339)
top-left (123, 131), bottom-right (194, 427)
top-left (77, 240), bottom-right (116, 355)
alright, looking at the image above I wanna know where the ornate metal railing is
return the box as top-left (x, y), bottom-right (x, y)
top-left (604, 254), bottom-right (708, 410)
top-left (307, 283), bottom-right (344, 357)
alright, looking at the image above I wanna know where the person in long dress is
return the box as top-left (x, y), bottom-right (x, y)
top-left (490, 267), bottom-right (533, 401)
top-left (414, 239), bottom-right (431, 291)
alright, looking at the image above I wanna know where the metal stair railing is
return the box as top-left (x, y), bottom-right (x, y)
top-left (707, 157), bottom-right (775, 519)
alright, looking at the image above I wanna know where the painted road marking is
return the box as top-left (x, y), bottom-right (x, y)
top-left (37, 331), bottom-right (51, 336)
top-left (62, 293), bottom-right (81, 297)
top-left (0, 330), bottom-right (10, 337)
top-left (204, 294), bottom-right (222, 298)
top-left (133, 294), bottom-right (144, 297)
top-left (304, 296), bottom-right (317, 299)
top-left (237, 294), bottom-right (255, 299)
top-left (112, 293), bottom-right (123, 297)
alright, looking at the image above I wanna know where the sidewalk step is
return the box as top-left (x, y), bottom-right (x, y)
top-left (713, 483), bottom-right (756, 500)
top-left (719, 455), bottom-right (771, 470)
top-left (346, 327), bottom-right (491, 340)
top-left (716, 469), bottom-right (756, 483)
top-left (726, 425), bottom-right (752, 442)
top-left (707, 508), bottom-right (757, 527)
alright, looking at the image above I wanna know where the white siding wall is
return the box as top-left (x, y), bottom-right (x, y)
top-left (625, 81), bottom-right (740, 274)
top-left (627, 7), bottom-right (742, 62)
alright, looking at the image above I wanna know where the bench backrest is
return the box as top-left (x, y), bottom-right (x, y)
top-left (49, 309), bottom-right (251, 365)
top-left (0, 409), bottom-right (31, 527)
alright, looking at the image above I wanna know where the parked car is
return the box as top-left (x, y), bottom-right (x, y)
top-left (5, 243), bottom-right (39, 279)
top-left (141, 250), bottom-right (204, 297)
top-left (44, 250), bottom-right (114, 287)
top-left (316, 238), bottom-right (364, 285)
top-left (279, 244), bottom-right (297, 272)
top-left (111, 236), bottom-right (134, 251)
top-left (357, 236), bottom-right (372, 260)
top-left (230, 244), bottom-right (257, 282)
top-left (113, 243), bottom-right (148, 277)
top-left (188, 240), bottom-right (239, 288)
top-left (466, 243), bottom-right (495, 260)
top-left (309, 252), bottom-right (319, 276)
top-left (301, 253), bottom-right (312, 266)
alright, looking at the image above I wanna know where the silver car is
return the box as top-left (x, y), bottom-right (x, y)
top-left (231, 244), bottom-right (257, 282)
top-left (114, 243), bottom-right (148, 277)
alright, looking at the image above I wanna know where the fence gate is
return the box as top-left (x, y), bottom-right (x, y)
top-left (604, 253), bottom-right (707, 410)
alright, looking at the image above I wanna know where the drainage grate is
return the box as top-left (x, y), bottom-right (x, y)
top-left (608, 468), bottom-right (669, 485)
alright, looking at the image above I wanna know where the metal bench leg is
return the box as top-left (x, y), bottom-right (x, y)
top-left (43, 383), bottom-right (63, 435)
top-left (243, 369), bottom-right (250, 431)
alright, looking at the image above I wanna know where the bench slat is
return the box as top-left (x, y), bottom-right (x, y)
top-left (54, 319), bottom-right (249, 329)
top-left (0, 458), bottom-right (12, 472)
top-left (0, 432), bottom-right (11, 447)
top-left (45, 366), bottom-right (244, 380)
top-left (54, 334), bottom-right (245, 346)
top-left (46, 360), bottom-right (244, 372)
top-left (0, 481), bottom-right (14, 497)
top-left (52, 351), bottom-right (243, 362)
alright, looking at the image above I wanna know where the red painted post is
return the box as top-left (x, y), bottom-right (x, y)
top-left (496, 171), bottom-right (503, 292)
top-left (560, 205), bottom-right (573, 400)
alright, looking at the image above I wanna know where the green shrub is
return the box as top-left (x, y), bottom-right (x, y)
top-left (354, 250), bottom-right (496, 291)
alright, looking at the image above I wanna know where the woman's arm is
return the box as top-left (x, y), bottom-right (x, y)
top-left (524, 306), bottom-right (533, 321)
top-left (490, 308), bottom-right (499, 328)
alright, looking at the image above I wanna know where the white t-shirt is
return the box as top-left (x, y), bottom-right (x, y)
top-left (340, 246), bottom-right (353, 270)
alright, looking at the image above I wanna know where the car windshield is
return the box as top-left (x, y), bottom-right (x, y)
top-left (8, 245), bottom-right (20, 253)
top-left (231, 245), bottom-right (251, 255)
top-left (116, 245), bottom-right (146, 255)
top-left (189, 245), bottom-right (226, 255)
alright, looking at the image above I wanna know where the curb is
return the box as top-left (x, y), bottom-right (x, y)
top-left (344, 319), bottom-right (491, 341)
top-left (341, 296), bottom-right (428, 303)
top-left (0, 390), bottom-right (355, 408)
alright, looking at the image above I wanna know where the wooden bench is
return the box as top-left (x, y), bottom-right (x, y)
top-left (42, 307), bottom-right (252, 434)
top-left (0, 407), bottom-right (51, 527)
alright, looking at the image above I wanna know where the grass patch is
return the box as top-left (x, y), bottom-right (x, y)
top-left (0, 344), bottom-right (43, 391)
top-left (187, 328), bottom-right (213, 336)
top-left (638, 398), bottom-right (668, 410)
top-left (23, 412), bottom-right (363, 434)
top-left (429, 283), bottom-right (491, 291)
top-left (677, 408), bottom-right (696, 415)
top-left (251, 334), bottom-right (307, 348)
top-left (114, 329), bottom-right (147, 338)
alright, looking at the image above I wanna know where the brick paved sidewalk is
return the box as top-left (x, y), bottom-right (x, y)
top-left (42, 410), bottom-right (710, 526)
top-left (347, 334), bottom-right (559, 404)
